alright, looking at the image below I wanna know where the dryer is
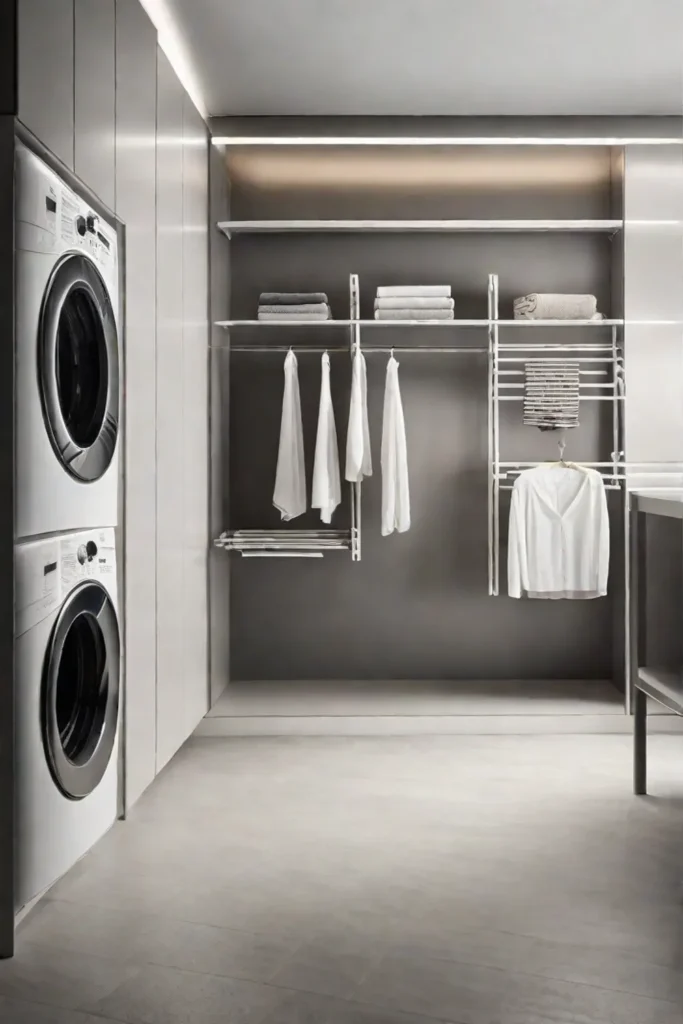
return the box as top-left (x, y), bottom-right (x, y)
top-left (15, 528), bottom-right (120, 911)
top-left (15, 142), bottom-right (121, 539)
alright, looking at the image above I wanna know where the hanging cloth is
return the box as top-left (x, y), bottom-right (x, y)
top-left (345, 348), bottom-right (372, 483)
top-left (312, 352), bottom-right (341, 524)
top-left (381, 355), bottom-right (410, 536)
top-left (273, 350), bottom-right (306, 520)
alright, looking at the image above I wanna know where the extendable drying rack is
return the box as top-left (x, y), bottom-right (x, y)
top-left (215, 272), bottom-right (682, 597)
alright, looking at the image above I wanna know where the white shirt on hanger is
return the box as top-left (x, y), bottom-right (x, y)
top-left (312, 352), bottom-right (341, 523)
top-left (273, 350), bottom-right (306, 521)
top-left (345, 347), bottom-right (372, 483)
top-left (507, 464), bottom-right (609, 599)
top-left (381, 355), bottom-right (410, 536)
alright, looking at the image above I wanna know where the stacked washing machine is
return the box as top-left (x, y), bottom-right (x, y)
top-left (14, 143), bottom-right (122, 912)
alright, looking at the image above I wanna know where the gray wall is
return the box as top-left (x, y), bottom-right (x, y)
top-left (226, 149), bottom-right (618, 681)
top-left (13, 0), bottom-right (210, 836)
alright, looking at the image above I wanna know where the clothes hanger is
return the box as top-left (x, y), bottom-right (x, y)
top-left (551, 432), bottom-right (586, 472)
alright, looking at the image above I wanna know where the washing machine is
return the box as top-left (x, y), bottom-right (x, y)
top-left (15, 528), bottom-right (120, 911)
top-left (15, 142), bottom-right (121, 539)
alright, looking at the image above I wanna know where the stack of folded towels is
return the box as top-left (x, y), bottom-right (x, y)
top-left (258, 292), bottom-right (332, 321)
top-left (374, 285), bottom-right (454, 321)
top-left (513, 293), bottom-right (603, 321)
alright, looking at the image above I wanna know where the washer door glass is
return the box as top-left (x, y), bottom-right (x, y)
top-left (42, 581), bottom-right (120, 800)
top-left (39, 254), bottom-right (119, 482)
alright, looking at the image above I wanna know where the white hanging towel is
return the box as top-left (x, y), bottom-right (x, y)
top-left (381, 356), bottom-right (410, 536)
top-left (312, 353), bottom-right (341, 523)
top-left (273, 350), bottom-right (306, 520)
top-left (345, 348), bottom-right (372, 483)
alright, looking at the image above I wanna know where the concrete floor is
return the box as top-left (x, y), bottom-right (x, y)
top-left (4, 734), bottom-right (683, 1023)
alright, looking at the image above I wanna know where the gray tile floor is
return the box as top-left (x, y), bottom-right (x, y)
top-left (5, 734), bottom-right (683, 1023)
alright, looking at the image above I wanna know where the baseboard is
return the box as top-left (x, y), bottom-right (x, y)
top-left (194, 713), bottom-right (683, 737)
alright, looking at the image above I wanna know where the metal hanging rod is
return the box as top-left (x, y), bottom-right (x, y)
top-left (497, 356), bottom-right (620, 363)
top-left (229, 345), bottom-right (488, 354)
top-left (497, 344), bottom-right (615, 352)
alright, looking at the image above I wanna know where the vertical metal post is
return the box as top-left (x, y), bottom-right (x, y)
top-left (487, 274), bottom-right (494, 596)
top-left (492, 274), bottom-right (500, 597)
top-left (631, 502), bottom-right (647, 792)
top-left (348, 273), bottom-right (361, 562)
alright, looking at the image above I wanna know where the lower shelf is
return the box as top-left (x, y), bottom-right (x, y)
top-left (637, 667), bottom-right (683, 715)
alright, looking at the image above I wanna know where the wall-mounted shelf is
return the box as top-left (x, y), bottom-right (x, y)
top-left (216, 318), bottom-right (624, 330)
top-left (218, 219), bottom-right (623, 238)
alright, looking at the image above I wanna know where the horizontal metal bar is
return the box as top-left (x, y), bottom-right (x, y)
top-left (497, 320), bottom-right (624, 327)
top-left (497, 356), bottom-right (619, 363)
top-left (501, 395), bottom-right (623, 401)
top-left (498, 344), bottom-right (614, 352)
top-left (228, 346), bottom-right (487, 354)
top-left (240, 552), bottom-right (325, 558)
top-left (499, 382), bottom-right (614, 389)
top-left (498, 369), bottom-right (608, 375)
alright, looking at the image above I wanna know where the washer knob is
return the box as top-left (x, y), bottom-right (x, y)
top-left (76, 215), bottom-right (87, 236)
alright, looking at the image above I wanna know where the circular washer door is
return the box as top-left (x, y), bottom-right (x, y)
top-left (42, 580), bottom-right (120, 800)
top-left (39, 253), bottom-right (119, 482)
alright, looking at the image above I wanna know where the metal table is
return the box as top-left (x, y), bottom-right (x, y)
top-left (630, 492), bottom-right (683, 794)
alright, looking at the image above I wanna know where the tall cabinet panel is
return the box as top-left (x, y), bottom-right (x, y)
top-left (156, 49), bottom-right (187, 772)
top-left (75, 0), bottom-right (115, 209)
top-left (18, 0), bottom-right (75, 167)
top-left (209, 144), bottom-right (231, 708)
top-left (115, 0), bottom-right (158, 809)
top-left (181, 96), bottom-right (209, 737)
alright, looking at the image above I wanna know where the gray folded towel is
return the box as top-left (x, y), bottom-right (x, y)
top-left (377, 285), bottom-right (451, 298)
top-left (513, 294), bottom-right (598, 320)
top-left (259, 292), bottom-right (328, 305)
top-left (258, 303), bottom-right (330, 315)
top-left (374, 309), bottom-right (455, 321)
top-left (375, 297), bottom-right (454, 310)
top-left (258, 310), bottom-right (331, 321)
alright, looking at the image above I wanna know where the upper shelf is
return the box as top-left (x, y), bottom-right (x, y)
top-left (217, 219), bottom-right (623, 238)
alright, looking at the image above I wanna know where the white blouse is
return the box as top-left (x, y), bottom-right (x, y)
top-left (507, 465), bottom-right (609, 600)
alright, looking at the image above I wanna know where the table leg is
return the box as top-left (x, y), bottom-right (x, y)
top-left (634, 685), bottom-right (647, 795)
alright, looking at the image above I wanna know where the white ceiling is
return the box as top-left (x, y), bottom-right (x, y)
top-left (162, 0), bottom-right (683, 118)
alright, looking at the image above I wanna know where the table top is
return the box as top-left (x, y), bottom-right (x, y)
top-left (631, 491), bottom-right (683, 520)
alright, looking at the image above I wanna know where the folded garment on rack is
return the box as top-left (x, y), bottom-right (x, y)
top-left (258, 308), bottom-right (332, 321)
top-left (377, 285), bottom-right (451, 298)
top-left (374, 297), bottom-right (455, 310)
top-left (513, 294), bottom-right (598, 320)
top-left (523, 360), bottom-right (580, 431)
top-left (259, 292), bottom-right (328, 305)
top-left (374, 308), bottom-right (455, 321)
top-left (258, 303), bottom-right (330, 315)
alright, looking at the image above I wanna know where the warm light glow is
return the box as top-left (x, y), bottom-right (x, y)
top-left (139, 0), bottom-right (208, 119)
top-left (212, 136), bottom-right (683, 147)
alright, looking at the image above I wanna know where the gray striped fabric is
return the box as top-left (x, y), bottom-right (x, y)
top-left (523, 360), bottom-right (580, 431)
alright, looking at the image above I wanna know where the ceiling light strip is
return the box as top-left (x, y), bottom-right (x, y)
top-left (212, 136), bottom-right (682, 147)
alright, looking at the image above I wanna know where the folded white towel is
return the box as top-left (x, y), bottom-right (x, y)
top-left (377, 285), bottom-right (451, 298)
top-left (345, 348), bottom-right (372, 483)
top-left (258, 310), bottom-right (331, 321)
top-left (381, 356), bottom-right (410, 536)
top-left (273, 351), bottom-right (306, 520)
top-left (375, 297), bottom-right (454, 310)
top-left (258, 303), bottom-right (330, 315)
top-left (513, 294), bottom-right (598, 320)
top-left (374, 309), bottom-right (455, 321)
top-left (312, 353), bottom-right (341, 524)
